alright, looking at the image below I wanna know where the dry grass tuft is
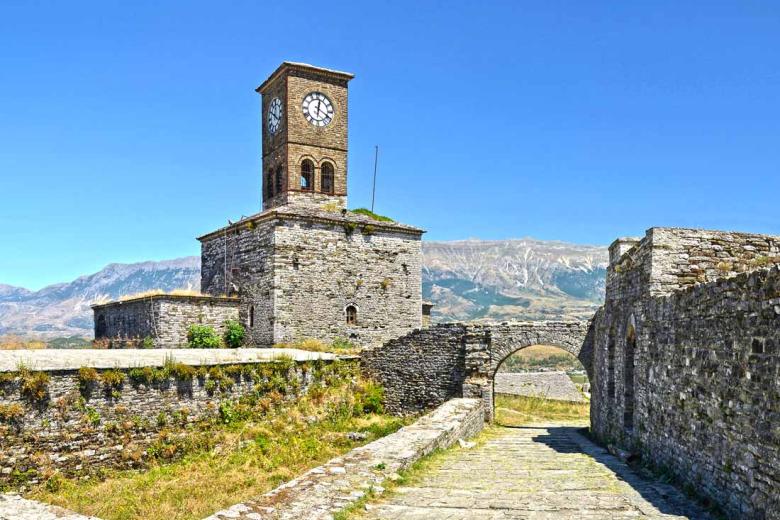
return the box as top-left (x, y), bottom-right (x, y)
top-left (0, 335), bottom-right (47, 350)
top-left (115, 289), bottom-right (205, 302)
top-left (494, 393), bottom-right (589, 427)
top-left (29, 369), bottom-right (405, 520)
top-left (275, 338), bottom-right (361, 355)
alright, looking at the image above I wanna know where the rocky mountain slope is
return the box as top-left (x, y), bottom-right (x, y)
top-left (0, 239), bottom-right (608, 338)
top-left (0, 258), bottom-right (200, 337)
top-left (423, 239), bottom-right (607, 323)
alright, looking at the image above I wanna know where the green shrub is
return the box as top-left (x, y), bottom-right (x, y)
top-left (77, 367), bottom-right (99, 394)
top-left (0, 403), bottom-right (24, 424)
top-left (354, 381), bottom-right (384, 415)
top-left (331, 338), bottom-right (356, 351)
top-left (342, 222), bottom-right (357, 236)
top-left (187, 325), bottom-right (222, 348)
top-left (350, 208), bottom-right (394, 222)
top-left (0, 372), bottom-right (17, 385)
top-left (20, 371), bottom-right (50, 403)
top-left (168, 363), bottom-right (196, 381)
top-left (141, 336), bottom-right (155, 349)
top-left (362, 224), bottom-right (375, 235)
top-left (128, 367), bottom-right (155, 386)
top-left (223, 320), bottom-right (245, 348)
top-left (218, 377), bottom-right (235, 393)
top-left (100, 370), bottom-right (125, 392)
top-left (84, 406), bottom-right (101, 426)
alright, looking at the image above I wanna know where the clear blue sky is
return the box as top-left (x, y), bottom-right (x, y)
top-left (1, 1), bottom-right (779, 290)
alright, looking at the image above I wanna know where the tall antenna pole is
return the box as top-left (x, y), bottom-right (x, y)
top-left (371, 145), bottom-right (379, 212)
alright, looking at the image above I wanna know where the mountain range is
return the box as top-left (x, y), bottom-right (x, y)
top-left (0, 239), bottom-right (608, 339)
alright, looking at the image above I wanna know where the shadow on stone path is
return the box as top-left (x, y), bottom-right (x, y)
top-left (362, 424), bottom-right (713, 519)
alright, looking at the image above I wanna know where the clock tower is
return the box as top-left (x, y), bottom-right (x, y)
top-left (256, 62), bottom-right (354, 211)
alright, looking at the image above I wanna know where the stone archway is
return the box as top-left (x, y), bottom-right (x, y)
top-left (361, 320), bottom-right (593, 420)
top-left (461, 321), bottom-right (591, 421)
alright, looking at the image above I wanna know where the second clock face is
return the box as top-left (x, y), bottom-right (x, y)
top-left (267, 97), bottom-right (282, 135)
top-left (302, 92), bottom-right (334, 127)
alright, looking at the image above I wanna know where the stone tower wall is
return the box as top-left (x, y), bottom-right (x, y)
top-left (260, 64), bottom-right (351, 211)
top-left (200, 222), bottom-right (276, 346)
top-left (199, 210), bottom-right (424, 348)
top-left (272, 217), bottom-right (422, 348)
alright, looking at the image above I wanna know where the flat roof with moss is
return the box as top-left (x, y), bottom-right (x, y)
top-left (91, 293), bottom-right (240, 310)
top-left (197, 206), bottom-right (425, 242)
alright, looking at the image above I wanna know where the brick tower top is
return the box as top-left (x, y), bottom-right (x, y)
top-left (257, 62), bottom-right (354, 212)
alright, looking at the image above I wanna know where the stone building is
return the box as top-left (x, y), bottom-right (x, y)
top-left (93, 294), bottom-right (239, 348)
top-left (589, 227), bottom-right (780, 518)
top-left (94, 62), bottom-right (425, 348)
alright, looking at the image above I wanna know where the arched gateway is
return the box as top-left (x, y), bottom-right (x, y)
top-left (361, 320), bottom-right (592, 421)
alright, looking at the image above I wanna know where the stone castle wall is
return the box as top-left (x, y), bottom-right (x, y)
top-left (273, 216), bottom-right (422, 348)
top-left (92, 296), bottom-right (239, 348)
top-left (200, 209), bottom-right (424, 349)
top-left (591, 227), bottom-right (780, 519)
top-left (0, 354), bottom-right (347, 486)
top-left (200, 220), bottom-right (276, 346)
top-left (361, 321), bottom-right (589, 419)
top-left (361, 324), bottom-right (468, 413)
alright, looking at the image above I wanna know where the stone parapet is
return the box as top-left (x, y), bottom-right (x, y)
top-left (206, 398), bottom-right (485, 520)
top-left (0, 351), bottom-right (349, 485)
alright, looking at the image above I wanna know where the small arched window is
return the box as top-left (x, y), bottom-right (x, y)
top-left (275, 166), bottom-right (284, 194)
top-left (345, 305), bottom-right (357, 325)
top-left (321, 162), bottom-right (334, 194)
top-left (300, 159), bottom-right (314, 191)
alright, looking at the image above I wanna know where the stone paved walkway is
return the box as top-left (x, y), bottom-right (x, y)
top-left (362, 425), bottom-right (712, 519)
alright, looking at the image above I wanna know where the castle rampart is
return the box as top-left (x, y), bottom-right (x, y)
top-left (590, 227), bottom-right (780, 518)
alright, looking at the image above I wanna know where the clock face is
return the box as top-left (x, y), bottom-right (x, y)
top-left (302, 92), bottom-right (334, 127)
top-left (267, 97), bottom-right (282, 134)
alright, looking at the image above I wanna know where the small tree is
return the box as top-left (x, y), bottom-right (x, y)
top-left (223, 320), bottom-right (245, 348)
top-left (187, 324), bottom-right (222, 348)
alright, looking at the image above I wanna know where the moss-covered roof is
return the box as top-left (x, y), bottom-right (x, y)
top-left (197, 206), bottom-right (424, 242)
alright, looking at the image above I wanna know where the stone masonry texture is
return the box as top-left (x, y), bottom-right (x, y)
top-left (0, 350), bottom-right (349, 485)
top-left (205, 398), bottom-right (484, 520)
top-left (363, 424), bottom-right (712, 520)
top-left (92, 295), bottom-right (239, 348)
top-left (259, 62), bottom-right (351, 212)
top-left (590, 227), bottom-right (780, 519)
top-left (361, 321), bottom-right (589, 421)
top-left (493, 372), bottom-right (586, 403)
top-left (200, 206), bottom-right (424, 349)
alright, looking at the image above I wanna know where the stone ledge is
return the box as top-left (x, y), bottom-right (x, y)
top-left (91, 293), bottom-right (239, 310)
top-left (0, 494), bottom-right (99, 520)
top-left (0, 348), bottom-right (340, 372)
top-left (206, 398), bottom-right (485, 520)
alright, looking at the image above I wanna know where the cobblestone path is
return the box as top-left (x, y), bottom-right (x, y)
top-left (363, 425), bottom-right (711, 519)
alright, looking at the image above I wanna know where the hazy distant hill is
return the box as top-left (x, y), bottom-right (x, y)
top-left (0, 238), bottom-right (608, 338)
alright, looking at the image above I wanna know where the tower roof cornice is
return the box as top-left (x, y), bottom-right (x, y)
top-left (256, 62), bottom-right (355, 93)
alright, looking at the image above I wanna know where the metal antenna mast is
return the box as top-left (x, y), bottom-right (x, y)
top-left (371, 145), bottom-right (379, 212)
